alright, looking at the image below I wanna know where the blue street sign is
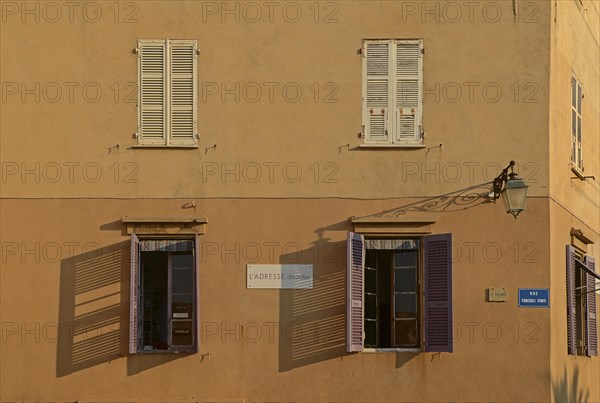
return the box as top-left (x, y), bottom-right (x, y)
top-left (518, 288), bottom-right (550, 308)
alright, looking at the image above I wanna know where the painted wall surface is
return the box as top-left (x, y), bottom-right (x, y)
top-left (1, 198), bottom-right (550, 402)
top-left (1, 0), bottom-right (550, 199)
top-left (0, 0), bottom-right (597, 401)
top-left (548, 1), bottom-right (600, 401)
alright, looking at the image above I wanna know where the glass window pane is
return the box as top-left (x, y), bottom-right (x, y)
top-left (395, 268), bottom-right (416, 292)
top-left (365, 294), bottom-right (377, 320)
top-left (394, 251), bottom-right (416, 267)
top-left (365, 320), bottom-right (377, 348)
top-left (365, 267), bottom-right (377, 294)
top-left (395, 294), bottom-right (417, 318)
top-left (172, 268), bottom-right (193, 294)
top-left (172, 320), bottom-right (194, 346)
top-left (172, 253), bottom-right (193, 269)
top-left (394, 319), bottom-right (418, 347)
top-left (172, 294), bottom-right (193, 319)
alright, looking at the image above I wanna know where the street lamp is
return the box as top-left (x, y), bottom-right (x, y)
top-left (492, 160), bottom-right (529, 219)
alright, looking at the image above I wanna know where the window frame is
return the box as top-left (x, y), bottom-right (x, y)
top-left (363, 238), bottom-right (421, 351)
top-left (347, 232), bottom-right (452, 354)
top-left (136, 39), bottom-right (199, 148)
top-left (361, 39), bottom-right (424, 148)
top-left (567, 244), bottom-right (598, 357)
top-left (130, 235), bottom-right (199, 354)
top-left (570, 74), bottom-right (583, 172)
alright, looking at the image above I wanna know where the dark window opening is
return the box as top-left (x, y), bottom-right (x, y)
top-left (364, 245), bottom-right (419, 349)
top-left (139, 248), bottom-right (195, 352)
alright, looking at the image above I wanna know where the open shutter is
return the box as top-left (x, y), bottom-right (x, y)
top-left (585, 256), bottom-right (597, 356)
top-left (169, 40), bottom-right (197, 145)
top-left (363, 41), bottom-right (391, 143)
top-left (138, 39), bottom-right (167, 145)
top-left (129, 233), bottom-right (140, 354)
top-left (424, 233), bottom-right (453, 352)
top-left (347, 232), bottom-right (364, 352)
top-left (195, 233), bottom-right (200, 353)
top-left (566, 245), bottom-right (577, 355)
top-left (394, 40), bottom-right (422, 144)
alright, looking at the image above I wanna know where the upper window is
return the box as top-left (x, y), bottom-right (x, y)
top-left (130, 235), bottom-right (198, 353)
top-left (566, 245), bottom-right (597, 356)
top-left (136, 39), bottom-right (198, 146)
top-left (347, 233), bottom-right (452, 352)
top-left (570, 75), bottom-right (583, 171)
top-left (362, 39), bottom-right (423, 146)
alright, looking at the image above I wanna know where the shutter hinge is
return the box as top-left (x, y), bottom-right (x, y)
top-left (133, 133), bottom-right (139, 139)
top-left (421, 48), bottom-right (425, 55)
top-left (358, 47), bottom-right (364, 57)
top-left (196, 49), bottom-right (200, 55)
top-left (132, 48), bottom-right (140, 55)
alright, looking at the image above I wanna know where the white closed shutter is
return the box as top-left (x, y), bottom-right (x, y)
top-left (394, 40), bottom-right (422, 143)
top-left (363, 41), bottom-right (391, 143)
top-left (138, 39), bottom-right (167, 145)
top-left (169, 40), bottom-right (198, 145)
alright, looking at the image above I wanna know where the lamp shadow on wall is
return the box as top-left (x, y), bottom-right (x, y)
top-left (552, 366), bottom-right (589, 403)
top-left (369, 183), bottom-right (492, 217)
top-left (57, 240), bottom-right (183, 377)
top-left (278, 225), bottom-right (348, 372)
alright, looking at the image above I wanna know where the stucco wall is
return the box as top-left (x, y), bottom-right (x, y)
top-left (549, 1), bottom-right (600, 401)
top-left (1, 198), bottom-right (550, 402)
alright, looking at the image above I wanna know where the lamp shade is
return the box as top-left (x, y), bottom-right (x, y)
top-left (501, 175), bottom-right (529, 218)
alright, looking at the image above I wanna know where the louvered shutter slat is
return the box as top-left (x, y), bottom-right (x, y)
top-left (347, 232), bottom-right (364, 352)
top-left (129, 233), bottom-right (140, 354)
top-left (585, 256), bottom-right (597, 356)
top-left (424, 234), bottom-right (453, 352)
top-left (139, 41), bottom-right (166, 144)
top-left (566, 245), bottom-right (577, 355)
top-left (170, 41), bottom-right (197, 145)
top-left (395, 42), bottom-right (422, 143)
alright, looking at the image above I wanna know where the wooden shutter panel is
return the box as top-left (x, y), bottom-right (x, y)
top-left (129, 233), bottom-right (140, 354)
top-left (566, 245), bottom-right (577, 355)
top-left (363, 41), bottom-right (390, 143)
top-left (585, 256), bottom-right (597, 356)
top-left (394, 40), bottom-right (422, 143)
top-left (138, 39), bottom-right (167, 144)
top-left (169, 40), bottom-right (197, 145)
top-left (424, 233), bottom-right (453, 352)
top-left (347, 232), bottom-right (364, 352)
top-left (195, 233), bottom-right (200, 353)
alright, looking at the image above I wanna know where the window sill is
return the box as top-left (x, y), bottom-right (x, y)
top-left (131, 145), bottom-right (199, 149)
top-left (135, 349), bottom-right (196, 354)
top-left (358, 144), bottom-right (426, 149)
top-left (362, 348), bottom-right (420, 353)
top-left (570, 165), bottom-right (596, 181)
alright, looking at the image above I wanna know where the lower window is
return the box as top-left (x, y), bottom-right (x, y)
top-left (566, 245), bottom-right (598, 356)
top-left (364, 241), bottom-right (419, 348)
top-left (130, 235), bottom-right (198, 353)
top-left (347, 233), bottom-right (453, 353)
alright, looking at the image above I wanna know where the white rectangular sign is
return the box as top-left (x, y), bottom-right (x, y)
top-left (247, 264), bottom-right (313, 289)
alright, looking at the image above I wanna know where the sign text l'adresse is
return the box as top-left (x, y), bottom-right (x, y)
top-left (247, 264), bottom-right (313, 289)
top-left (518, 288), bottom-right (549, 308)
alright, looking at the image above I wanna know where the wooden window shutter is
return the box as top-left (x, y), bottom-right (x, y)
top-left (363, 41), bottom-right (391, 143)
top-left (129, 233), bottom-right (140, 354)
top-left (169, 40), bottom-right (198, 145)
top-left (424, 233), bottom-right (453, 352)
top-left (566, 245), bottom-right (577, 355)
top-left (195, 233), bottom-right (201, 353)
top-left (346, 232), bottom-right (364, 352)
top-left (585, 256), bottom-right (597, 356)
top-left (394, 40), bottom-right (423, 143)
top-left (138, 39), bottom-right (167, 145)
